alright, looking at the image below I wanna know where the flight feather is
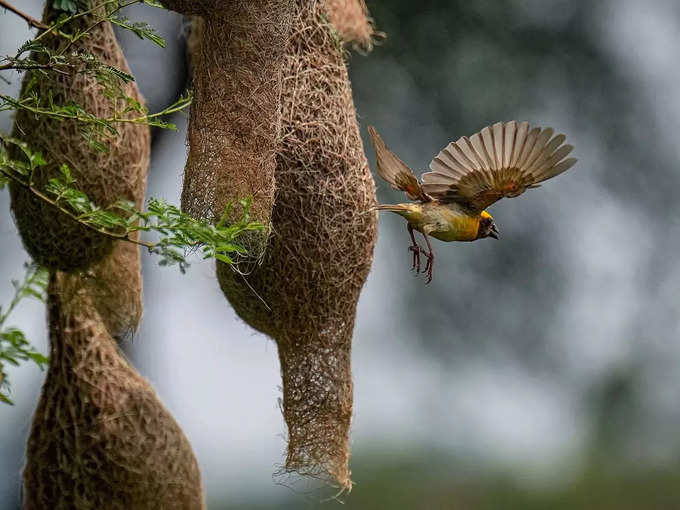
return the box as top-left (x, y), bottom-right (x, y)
top-left (368, 126), bottom-right (429, 202)
top-left (421, 121), bottom-right (577, 211)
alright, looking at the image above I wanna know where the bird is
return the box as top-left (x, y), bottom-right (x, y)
top-left (368, 121), bottom-right (577, 284)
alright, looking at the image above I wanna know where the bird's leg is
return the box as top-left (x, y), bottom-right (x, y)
top-left (407, 223), bottom-right (422, 272)
top-left (421, 232), bottom-right (435, 284)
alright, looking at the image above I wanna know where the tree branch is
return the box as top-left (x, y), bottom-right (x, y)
top-left (0, 0), bottom-right (48, 30)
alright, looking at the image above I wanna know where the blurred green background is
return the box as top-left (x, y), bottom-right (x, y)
top-left (2, 0), bottom-right (680, 508)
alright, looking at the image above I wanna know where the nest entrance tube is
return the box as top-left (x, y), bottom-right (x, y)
top-left (216, 0), bottom-right (378, 489)
top-left (277, 331), bottom-right (354, 485)
top-left (180, 1), bottom-right (295, 271)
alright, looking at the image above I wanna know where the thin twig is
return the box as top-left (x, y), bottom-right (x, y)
top-left (0, 62), bottom-right (70, 73)
top-left (0, 0), bottom-right (47, 30)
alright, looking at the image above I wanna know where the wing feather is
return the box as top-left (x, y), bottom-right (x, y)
top-left (522, 128), bottom-right (554, 172)
top-left (503, 120), bottom-right (516, 168)
top-left (423, 172), bottom-right (458, 184)
top-left (480, 127), bottom-right (497, 170)
top-left (515, 127), bottom-right (541, 169)
top-left (368, 126), bottom-right (429, 202)
top-left (509, 121), bottom-right (529, 168)
top-left (530, 140), bottom-right (570, 176)
top-left (421, 121), bottom-right (577, 211)
top-left (434, 149), bottom-right (467, 175)
top-left (460, 136), bottom-right (485, 171)
top-left (448, 141), bottom-right (476, 172)
top-left (492, 121), bottom-right (504, 170)
top-left (536, 156), bottom-right (577, 182)
top-left (526, 134), bottom-right (565, 176)
top-left (468, 134), bottom-right (490, 171)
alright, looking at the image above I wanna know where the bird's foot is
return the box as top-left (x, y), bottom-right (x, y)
top-left (408, 245), bottom-right (422, 272)
top-left (423, 251), bottom-right (434, 284)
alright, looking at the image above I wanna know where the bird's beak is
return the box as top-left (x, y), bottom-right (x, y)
top-left (489, 225), bottom-right (500, 240)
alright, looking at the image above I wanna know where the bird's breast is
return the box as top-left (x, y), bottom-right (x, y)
top-left (419, 204), bottom-right (479, 242)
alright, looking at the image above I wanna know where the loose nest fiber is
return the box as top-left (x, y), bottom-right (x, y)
top-left (324, 0), bottom-right (376, 51)
top-left (9, 4), bottom-right (149, 272)
top-left (23, 271), bottom-right (205, 510)
top-left (177, 1), bottom-right (294, 269)
top-left (216, 0), bottom-right (378, 489)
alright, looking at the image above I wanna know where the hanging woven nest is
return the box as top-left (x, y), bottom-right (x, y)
top-left (216, 0), bottom-right (378, 489)
top-left (20, 5), bottom-right (204, 508)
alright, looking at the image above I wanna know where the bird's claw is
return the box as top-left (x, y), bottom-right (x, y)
top-left (408, 245), bottom-right (421, 272)
top-left (424, 252), bottom-right (434, 284)
top-left (408, 244), bottom-right (434, 282)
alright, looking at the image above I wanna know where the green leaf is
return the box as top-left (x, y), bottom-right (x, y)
top-left (101, 64), bottom-right (134, 84)
top-left (215, 254), bottom-right (234, 264)
top-left (109, 17), bottom-right (166, 48)
top-left (52, 0), bottom-right (80, 14)
top-left (58, 164), bottom-right (74, 184)
top-left (0, 263), bottom-right (49, 405)
top-left (27, 352), bottom-right (49, 366)
top-left (30, 152), bottom-right (47, 168)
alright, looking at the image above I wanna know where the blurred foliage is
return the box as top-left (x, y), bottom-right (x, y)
top-left (219, 454), bottom-right (680, 509)
top-left (2, 0), bottom-right (680, 507)
top-left (348, 0), bottom-right (680, 478)
top-left (352, 0), bottom-right (634, 360)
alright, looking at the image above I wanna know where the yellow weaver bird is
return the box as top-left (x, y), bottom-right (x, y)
top-left (368, 121), bottom-right (577, 283)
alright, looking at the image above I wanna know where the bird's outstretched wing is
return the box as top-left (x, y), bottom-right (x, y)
top-left (421, 121), bottom-right (577, 212)
top-left (368, 126), bottom-right (429, 202)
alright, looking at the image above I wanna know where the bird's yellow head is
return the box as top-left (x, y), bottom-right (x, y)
top-left (477, 210), bottom-right (500, 240)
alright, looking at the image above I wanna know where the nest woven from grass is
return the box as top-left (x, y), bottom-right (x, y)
top-left (22, 271), bottom-right (205, 510)
top-left (216, 0), bottom-right (378, 489)
top-left (174, 1), bottom-right (294, 269)
top-left (9, 4), bottom-right (150, 272)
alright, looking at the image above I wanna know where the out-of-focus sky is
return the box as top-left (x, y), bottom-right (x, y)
top-left (2, 1), bottom-right (680, 508)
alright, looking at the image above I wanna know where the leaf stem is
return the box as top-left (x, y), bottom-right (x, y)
top-left (0, 94), bottom-right (191, 128)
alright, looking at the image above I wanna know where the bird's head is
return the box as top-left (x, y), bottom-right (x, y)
top-left (477, 211), bottom-right (500, 240)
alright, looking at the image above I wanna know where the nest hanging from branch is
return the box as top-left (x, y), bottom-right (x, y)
top-left (165, 0), bottom-right (378, 490)
top-left (21, 5), bottom-right (204, 508)
top-left (215, 0), bottom-right (378, 489)
top-left (9, 4), bottom-right (149, 272)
